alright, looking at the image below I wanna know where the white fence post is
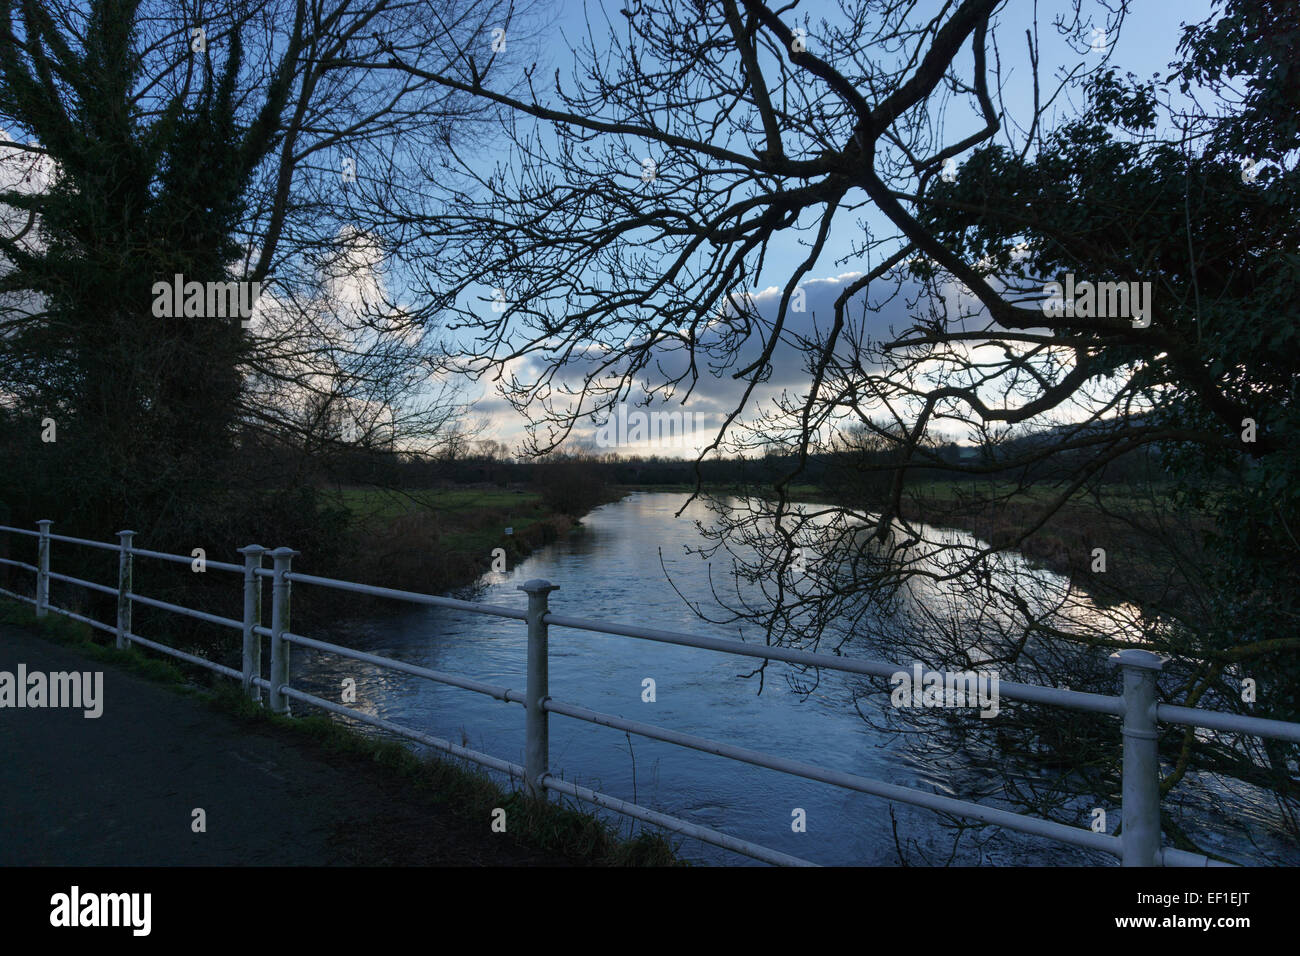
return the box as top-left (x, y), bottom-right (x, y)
top-left (1109, 648), bottom-right (1166, 866)
top-left (35, 519), bottom-right (51, 618)
top-left (268, 547), bottom-right (299, 715)
top-left (116, 530), bottom-right (135, 649)
top-left (519, 578), bottom-right (559, 800)
top-left (239, 545), bottom-right (267, 702)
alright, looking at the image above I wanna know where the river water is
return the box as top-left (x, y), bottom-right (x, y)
top-left (291, 492), bottom-right (1297, 866)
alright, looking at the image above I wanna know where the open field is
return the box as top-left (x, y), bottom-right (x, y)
top-left (320, 486), bottom-right (567, 595)
top-left (322, 486), bottom-right (554, 558)
top-left (313, 484), bottom-right (627, 598)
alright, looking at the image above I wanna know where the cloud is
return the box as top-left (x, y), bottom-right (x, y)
top-left (474, 269), bottom-right (937, 455)
top-left (470, 258), bottom-right (1125, 457)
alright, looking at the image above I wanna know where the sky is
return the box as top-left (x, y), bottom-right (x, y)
top-left (0, 0), bottom-right (1223, 457)
top-left (445, 0), bottom-right (1221, 457)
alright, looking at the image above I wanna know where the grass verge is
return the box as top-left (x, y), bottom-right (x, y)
top-left (321, 485), bottom-right (622, 598)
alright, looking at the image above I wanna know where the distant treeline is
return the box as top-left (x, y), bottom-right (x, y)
top-left (311, 430), bottom-right (1164, 494)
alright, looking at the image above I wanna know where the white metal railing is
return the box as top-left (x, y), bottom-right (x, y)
top-left (2, 519), bottom-right (1297, 867)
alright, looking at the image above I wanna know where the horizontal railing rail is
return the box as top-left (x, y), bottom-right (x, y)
top-left (0, 520), bottom-right (1293, 867)
top-left (281, 569), bottom-right (530, 620)
top-left (542, 611), bottom-right (1130, 717)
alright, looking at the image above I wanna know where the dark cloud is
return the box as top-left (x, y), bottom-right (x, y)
top-left (476, 269), bottom-right (960, 454)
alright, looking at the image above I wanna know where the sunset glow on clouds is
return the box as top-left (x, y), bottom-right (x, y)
top-left (457, 265), bottom-right (1127, 459)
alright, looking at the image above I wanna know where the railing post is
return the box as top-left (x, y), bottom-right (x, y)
top-left (1109, 648), bottom-right (1166, 866)
top-left (519, 578), bottom-right (559, 801)
top-left (35, 520), bottom-right (51, 618)
top-left (238, 545), bottom-right (267, 702)
top-left (268, 547), bottom-right (299, 715)
top-left (116, 530), bottom-right (136, 649)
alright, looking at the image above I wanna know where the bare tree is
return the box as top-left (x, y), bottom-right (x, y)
top-left (361, 0), bottom-right (1300, 858)
top-left (0, 0), bottom-right (543, 534)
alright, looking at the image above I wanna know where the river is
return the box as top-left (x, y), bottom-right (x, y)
top-left (291, 492), bottom-right (1297, 866)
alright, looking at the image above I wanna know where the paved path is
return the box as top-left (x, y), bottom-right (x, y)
top-left (0, 624), bottom-right (563, 865)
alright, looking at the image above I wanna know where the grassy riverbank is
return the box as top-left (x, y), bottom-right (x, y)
top-left (319, 484), bottom-right (626, 596)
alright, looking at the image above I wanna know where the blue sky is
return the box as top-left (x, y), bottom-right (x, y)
top-left (538, 0), bottom-right (1214, 286)
top-left (0, 0), bottom-right (1222, 457)
top-left (447, 0), bottom-right (1221, 455)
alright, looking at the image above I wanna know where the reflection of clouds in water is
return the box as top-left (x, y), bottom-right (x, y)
top-left (761, 506), bottom-right (1148, 659)
top-left (287, 493), bottom-right (1295, 866)
top-left (694, 493), bottom-right (1141, 657)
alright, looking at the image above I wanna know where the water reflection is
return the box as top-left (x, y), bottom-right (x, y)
top-left (291, 493), bottom-right (1295, 866)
